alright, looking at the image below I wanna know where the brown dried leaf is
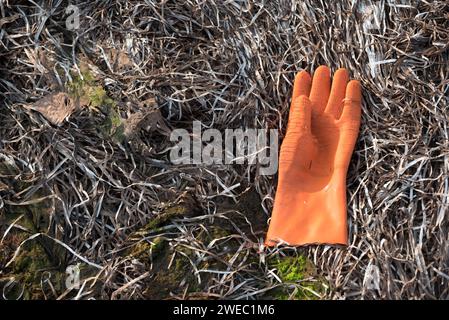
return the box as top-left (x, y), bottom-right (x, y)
top-left (123, 108), bottom-right (171, 139)
top-left (106, 48), bottom-right (133, 72)
top-left (25, 92), bottom-right (77, 126)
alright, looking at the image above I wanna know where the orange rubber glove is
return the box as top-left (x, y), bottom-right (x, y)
top-left (266, 66), bottom-right (361, 246)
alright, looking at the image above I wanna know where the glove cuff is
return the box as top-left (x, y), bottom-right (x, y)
top-left (266, 171), bottom-right (348, 246)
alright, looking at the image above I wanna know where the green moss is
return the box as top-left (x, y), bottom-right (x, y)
top-left (1, 234), bottom-right (67, 299)
top-left (275, 256), bottom-right (310, 282)
top-left (99, 104), bottom-right (124, 142)
top-left (87, 86), bottom-right (110, 108)
top-left (164, 203), bottom-right (189, 216)
top-left (4, 212), bottom-right (34, 233)
top-left (209, 226), bottom-right (231, 239)
top-left (126, 237), bottom-right (168, 261)
top-left (13, 244), bottom-right (48, 274)
top-left (0, 188), bottom-right (65, 299)
top-left (269, 256), bottom-right (326, 300)
top-left (127, 206), bottom-right (187, 240)
top-left (3, 240), bottom-right (99, 299)
top-left (142, 218), bottom-right (164, 232)
top-left (10, 239), bottom-right (60, 300)
top-left (126, 241), bottom-right (152, 260)
top-left (66, 72), bottom-right (94, 101)
top-left (122, 221), bottom-right (201, 299)
top-left (110, 110), bottom-right (121, 127)
top-left (66, 69), bottom-right (115, 110)
top-left (143, 204), bottom-right (189, 232)
top-left (123, 240), bottom-right (198, 298)
top-left (143, 247), bottom-right (199, 298)
top-left (1, 157), bottom-right (51, 234)
top-left (66, 69), bottom-right (124, 142)
top-left (123, 199), bottom-right (203, 298)
top-left (150, 237), bottom-right (167, 257)
top-left (1, 189), bottom-right (95, 299)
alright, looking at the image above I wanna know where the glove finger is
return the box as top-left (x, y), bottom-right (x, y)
top-left (287, 95), bottom-right (312, 135)
top-left (309, 65), bottom-right (331, 114)
top-left (292, 70), bottom-right (312, 98)
top-left (325, 68), bottom-right (349, 119)
top-left (288, 71), bottom-right (311, 127)
top-left (339, 80), bottom-right (361, 123)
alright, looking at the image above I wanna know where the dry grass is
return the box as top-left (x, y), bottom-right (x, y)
top-left (0, 0), bottom-right (448, 299)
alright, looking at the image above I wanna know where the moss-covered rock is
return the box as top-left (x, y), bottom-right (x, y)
top-left (6, 238), bottom-right (64, 300)
top-left (145, 204), bottom-right (190, 230)
top-left (0, 156), bottom-right (69, 299)
top-left (128, 201), bottom-right (195, 241)
top-left (1, 235), bottom-right (101, 300)
top-left (142, 245), bottom-right (200, 299)
top-left (125, 236), bottom-right (167, 261)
